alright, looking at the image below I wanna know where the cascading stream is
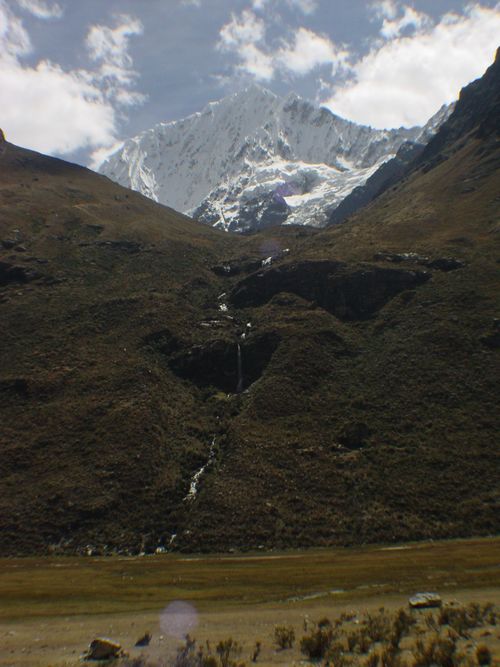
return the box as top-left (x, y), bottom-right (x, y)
top-left (184, 436), bottom-right (216, 502)
top-left (236, 343), bottom-right (244, 393)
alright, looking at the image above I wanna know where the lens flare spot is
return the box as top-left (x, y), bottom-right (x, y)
top-left (160, 600), bottom-right (198, 639)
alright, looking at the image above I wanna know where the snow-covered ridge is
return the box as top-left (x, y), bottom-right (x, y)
top-left (99, 86), bottom-right (452, 232)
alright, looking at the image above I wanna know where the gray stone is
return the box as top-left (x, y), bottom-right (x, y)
top-left (409, 592), bottom-right (442, 609)
top-left (84, 637), bottom-right (122, 660)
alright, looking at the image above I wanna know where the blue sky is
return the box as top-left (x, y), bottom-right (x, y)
top-left (1, 0), bottom-right (499, 168)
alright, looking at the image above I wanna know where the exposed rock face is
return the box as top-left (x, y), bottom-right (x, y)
top-left (418, 46), bottom-right (500, 166)
top-left (329, 141), bottom-right (425, 226)
top-left (374, 253), bottom-right (465, 271)
top-left (211, 256), bottom-right (263, 277)
top-left (168, 333), bottom-right (280, 393)
top-left (194, 190), bottom-right (291, 234)
top-left (230, 261), bottom-right (431, 321)
top-left (84, 638), bottom-right (122, 661)
top-left (409, 593), bottom-right (442, 609)
top-left (0, 261), bottom-right (39, 285)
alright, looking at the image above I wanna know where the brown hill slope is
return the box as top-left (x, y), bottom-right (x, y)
top-left (0, 51), bottom-right (499, 555)
top-left (0, 140), bottom-right (245, 554)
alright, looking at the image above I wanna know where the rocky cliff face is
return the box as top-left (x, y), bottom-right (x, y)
top-left (99, 87), bottom-right (450, 233)
top-left (419, 46), bottom-right (500, 163)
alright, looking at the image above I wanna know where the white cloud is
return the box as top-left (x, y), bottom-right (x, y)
top-left (218, 9), bottom-right (346, 82)
top-left (322, 3), bottom-right (500, 128)
top-left (0, 0), bottom-right (30, 57)
top-left (218, 9), bottom-right (274, 81)
top-left (0, 3), bottom-right (145, 161)
top-left (252, 0), bottom-right (318, 13)
top-left (85, 14), bottom-right (146, 105)
top-left (16, 0), bottom-right (62, 20)
top-left (276, 27), bottom-right (348, 76)
top-left (379, 5), bottom-right (431, 39)
top-left (288, 0), bottom-right (318, 13)
top-left (371, 0), bottom-right (398, 21)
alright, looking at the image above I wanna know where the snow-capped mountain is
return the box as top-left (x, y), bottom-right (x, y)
top-left (99, 86), bottom-right (452, 232)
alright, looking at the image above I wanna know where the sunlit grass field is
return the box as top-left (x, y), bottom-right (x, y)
top-left (1, 537), bottom-right (499, 666)
top-left (1, 537), bottom-right (499, 621)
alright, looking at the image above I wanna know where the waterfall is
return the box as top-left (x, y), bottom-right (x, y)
top-left (184, 436), bottom-right (216, 502)
top-left (236, 343), bottom-right (244, 393)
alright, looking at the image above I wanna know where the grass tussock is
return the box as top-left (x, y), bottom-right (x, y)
top-left (273, 624), bottom-right (295, 649)
top-left (297, 601), bottom-right (498, 667)
top-left (58, 598), bottom-right (500, 667)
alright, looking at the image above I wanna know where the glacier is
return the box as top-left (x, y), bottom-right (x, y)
top-left (99, 85), bottom-right (451, 233)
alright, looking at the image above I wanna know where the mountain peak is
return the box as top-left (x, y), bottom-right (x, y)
top-left (99, 87), bottom-right (447, 232)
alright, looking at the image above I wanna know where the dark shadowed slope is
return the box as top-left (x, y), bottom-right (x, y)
top-left (0, 140), bottom-right (244, 554)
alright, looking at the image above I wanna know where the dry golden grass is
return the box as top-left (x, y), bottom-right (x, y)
top-left (0, 537), bottom-right (499, 666)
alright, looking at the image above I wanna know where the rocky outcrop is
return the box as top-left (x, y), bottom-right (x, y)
top-left (84, 638), bottom-right (123, 661)
top-left (0, 261), bottom-right (39, 286)
top-left (195, 191), bottom-right (291, 233)
top-left (409, 593), bottom-right (442, 609)
top-left (418, 47), bottom-right (500, 168)
top-left (168, 332), bottom-right (280, 393)
top-left (230, 261), bottom-right (431, 321)
top-left (374, 252), bottom-right (465, 271)
top-left (211, 256), bottom-right (263, 277)
top-left (329, 141), bottom-right (425, 226)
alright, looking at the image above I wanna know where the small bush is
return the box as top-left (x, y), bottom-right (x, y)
top-left (216, 638), bottom-right (243, 667)
top-left (412, 634), bottom-right (457, 667)
top-left (437, 602), bottom-right (497, 638)
top-left (326, 640), bottom-right (353, 667)
top-left (391, 609), bottom-right (417, 648)
top-left (173, 635), bottom-right (244, 667)
top-left (300, 624), bottom-right (336, 660)
top-left (363, 611), bottom-right (393, 643)
top-left (251, 641), bottom-right (261, 662)
top-left (365, 652), bottom-right (380, 667)
top-left (347, 629), bottom-right (373, 654)
top-left (347, 632), bottom-right (359, 652)
top-left (476, 645), bottom-right (492, 666)
top-left (380, 646), bottom-right (406, 667)
top-left (424, 613), bottom-right (439, 633)
top-left (273, 624), bottom-right (295, 649)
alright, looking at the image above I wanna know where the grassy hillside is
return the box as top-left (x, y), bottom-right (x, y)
top-left (0, 53), bottom-right (499, 555)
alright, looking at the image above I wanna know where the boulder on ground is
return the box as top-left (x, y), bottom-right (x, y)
top-left (84, 637), bottom-right (122, 660)
top-left (409, 592), bottom-right (442, 609)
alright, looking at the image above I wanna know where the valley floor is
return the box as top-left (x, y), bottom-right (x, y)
top-left (0, 537), bottom-right (499, 666)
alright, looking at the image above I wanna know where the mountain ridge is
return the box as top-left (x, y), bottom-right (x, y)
top-left (99, 87), bottom-right (451, 233)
